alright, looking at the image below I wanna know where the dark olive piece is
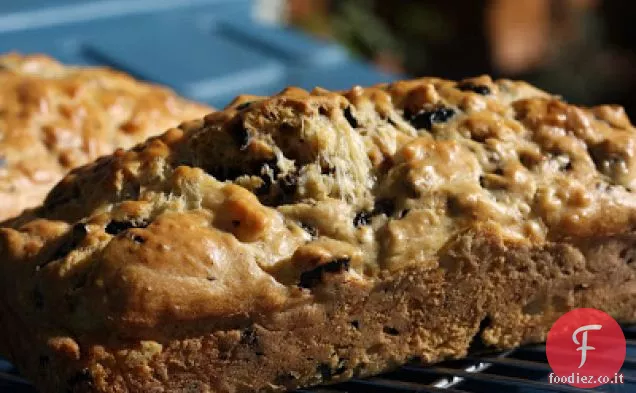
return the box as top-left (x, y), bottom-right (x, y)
top-left (300, 222), bottom-right (317, 237)
top-left (235, 101), bottom-right (253, 111)
top-left (279, 172), bottom-right (298, 195)
top-left (373, 198), bottom-right (396, 216)
top-left (299, 257), bottom-right (351, 289)
top-left (403, 107), bottom-right (456, 130)
top-left (131, 234), bottom-right (146, 244)
top-left (353, 211), bottom-right (372, 227)
top-left (344, 106), bottom-right (359, 128)
top-left (105, 220), bottom-right (147, 235)
top-left (383, 326), bottom-right (400, 336)
top-left (230, 119), bottom-right (250, 150)
top-left (353, 199), bottom-right (396, 227)
top-left (457, 81), bottom-right (491, 95)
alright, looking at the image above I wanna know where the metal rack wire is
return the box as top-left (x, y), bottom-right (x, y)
top-left (2, 328), bottom-right (634, 393)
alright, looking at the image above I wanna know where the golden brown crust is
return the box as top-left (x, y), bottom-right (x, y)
top-left (0, 52), bottom-right (212, 221)
top-left (1, 75), bottom-right (636, 392)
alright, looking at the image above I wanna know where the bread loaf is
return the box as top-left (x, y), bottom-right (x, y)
top-left (0, 53), bottom-right (212, 221)
top-left (1, 76), bottom-right (635, 392)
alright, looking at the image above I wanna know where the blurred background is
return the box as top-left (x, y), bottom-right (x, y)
top-left (285, 0), bottom-right (636, 117)
top-left (1, 0), bottom-right (636, 116)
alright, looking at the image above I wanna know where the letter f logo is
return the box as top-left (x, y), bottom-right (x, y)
top-left (572, 324), bottom-right (602, 368)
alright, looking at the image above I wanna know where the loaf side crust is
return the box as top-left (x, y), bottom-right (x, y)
top-left (2, 230), bottom-right (635, 392)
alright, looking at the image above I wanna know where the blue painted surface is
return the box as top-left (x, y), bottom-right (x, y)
top-left (217, 18), bottom-right (348, 67)
top-left (86, 25), bottom-right (286, 100)
top-left (0, 0), bottom-right (240, 33)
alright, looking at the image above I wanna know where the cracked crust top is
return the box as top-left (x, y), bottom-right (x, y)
top-left (3, 75), bottom-right (636, 342)
top-left (0, 52), bottom-right (212, 221)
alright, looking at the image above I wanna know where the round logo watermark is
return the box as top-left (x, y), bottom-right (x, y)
top-left (546, 308), bottom-right (626, 388)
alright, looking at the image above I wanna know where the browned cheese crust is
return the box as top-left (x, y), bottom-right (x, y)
top-left (0, 53), bottom-right (212, 221)
top-left (1, 76), bottom-right (635, 393)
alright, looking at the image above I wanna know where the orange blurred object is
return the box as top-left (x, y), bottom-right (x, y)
top-left (487, 0), bottom-right (600, 74)
top-left (487, 0), bottom-right (550, 74)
